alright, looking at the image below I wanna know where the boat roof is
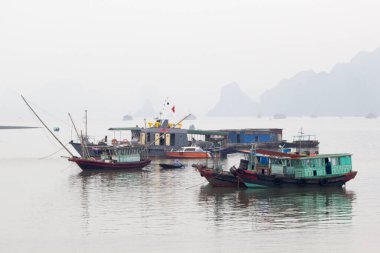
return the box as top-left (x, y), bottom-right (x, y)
top-left (298, 153), bottom-right (352, 159)
top-left (239, 149), bottom-right (351, 159)
top-left (220, 128), bottom-right (283, 134)
top-left (239, 149), bottom-right (301, 158)
top-left (187, 129), bottom-right (229, 136)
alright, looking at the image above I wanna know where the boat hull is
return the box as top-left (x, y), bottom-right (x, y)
top-left (69, 157), bottom-right (151, 171)
top-left (159, 163), bottom-right (184, 169)
top-left (234, 169), bottom-right (357, 188)
top-left (197, 166), bottom-right (245, 187)
top-left (165, 151), bottom-right (211, 159)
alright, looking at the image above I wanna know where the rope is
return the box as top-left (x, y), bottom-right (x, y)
top-left (185, 179), bottom-right (210, 189)
top-left (38, 142), bottom-right (71, 160)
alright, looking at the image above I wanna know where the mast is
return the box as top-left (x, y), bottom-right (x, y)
top-left (298, 128), bottom-right (304, 154)
top-left (69, 113), bottom-right (90, 158)
top-left (85, 109), bottom-right (88, 141)
top-left (21, 95), bottom-right (75, 157)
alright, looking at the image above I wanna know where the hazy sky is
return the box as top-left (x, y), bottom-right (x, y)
top-left (1, 0), bottom-right (380, 119)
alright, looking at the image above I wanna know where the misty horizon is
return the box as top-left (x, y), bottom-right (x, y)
top-left (2, 1), bottom-right (380, 120)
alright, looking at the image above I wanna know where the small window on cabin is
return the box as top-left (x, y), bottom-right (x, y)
top-left (170, 134), bottom-right (175, 146)
top-left (186, 148), bottom-right (196, 151)
top-left (313, 170), bottom-right (317, 176)
top-left (160, 135), bottom-right (165, 146)
top-left (347, 156), bottom-right (352, 165)
top-left (255, 136), bottom-right (259, 142)
top-left (340, 156), bottom-right (346, 165)
top-left (146, 133), bottom-right (151, 143)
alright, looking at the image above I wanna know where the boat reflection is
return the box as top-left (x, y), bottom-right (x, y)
top-left (198, 186), bottom-right (356, 231)
top-left (69, 169), bottom-right (153, 234)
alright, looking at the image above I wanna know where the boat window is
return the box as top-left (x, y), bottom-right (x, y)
top-left (311, 159), bottom-right (321, 167)
top-left (347, 156), bottom-right (352, 165)
top-left (147, 133), bottom-right (151, 143)
top-left (332, 157), bottom-right (340, 166)
top-left (185, 148), bottom-right (196, 151)
top-left (293, 160), bottom-right (301, 167)
top-left (160, 134), bottom-right (165, 146)
top-left (170, 134), bottom-right (175, 146)
top-left (344, 156), bottom-right (350, 165)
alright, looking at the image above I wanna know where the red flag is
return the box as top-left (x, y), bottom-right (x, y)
top-left (171, 106), bottom-right (175, 113)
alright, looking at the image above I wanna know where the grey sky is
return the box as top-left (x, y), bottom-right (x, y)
top-left (1, 0), bottom-right (380, 119)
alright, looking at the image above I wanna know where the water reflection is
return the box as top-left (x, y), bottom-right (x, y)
top-left (198, 186), bottom-right (356, 231)
top-left (69, 169), bottom-right (153, 235)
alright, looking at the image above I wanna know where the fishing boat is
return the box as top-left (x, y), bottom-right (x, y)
top-left (232, 149), bottom-right (357, 188)
top-left (195, 163), bottom-right (245, 187)
top-left (165, 146), bottom-right (212, 159)
top-left (69, 147), bottom-right (151, 171)
top-left (21, 96), bottom-right (151, 172)
top-left (194, 148), bottom-right (244, 187)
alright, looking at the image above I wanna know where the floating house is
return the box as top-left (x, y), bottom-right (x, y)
top-left (222, 128), bottom-right (283, 144)
top-left (109, 119), bottom-right (228, 157)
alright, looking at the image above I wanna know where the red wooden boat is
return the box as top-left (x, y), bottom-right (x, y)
top-left (69, 157), bottom-right (151, 171)
top-left (195, 164), bottom-right (245, 187)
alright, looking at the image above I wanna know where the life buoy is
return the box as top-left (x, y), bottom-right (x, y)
top-left (111, 139), bottom-right (117, 145)
top-left (123, 139), bottom-right (129, 144)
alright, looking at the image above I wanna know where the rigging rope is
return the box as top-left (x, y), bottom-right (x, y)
top-left (38, 142), bottom-right (71, 160)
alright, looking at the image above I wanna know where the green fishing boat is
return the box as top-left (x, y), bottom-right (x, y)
top-left (232, 150), bottom-right (357, 188)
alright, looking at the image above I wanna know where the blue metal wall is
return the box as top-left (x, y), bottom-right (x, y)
top-left (228, 131), bottom-right (275, 143)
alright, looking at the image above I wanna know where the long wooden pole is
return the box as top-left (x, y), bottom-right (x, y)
top-left (21, 95), bottom-right (75, 157)
top-left (85, 109), bottom-right (88, 139)
top-left (68, 113), bottom-right (90, 158)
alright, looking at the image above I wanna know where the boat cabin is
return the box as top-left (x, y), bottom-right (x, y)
top-left (254, 154), bottom-right (352, 178)
top-left (177, 146), bottom-right (207, 152)
top-left (99, 147), bottom-right (146, 163)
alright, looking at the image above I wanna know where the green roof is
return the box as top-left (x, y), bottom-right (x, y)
top-left (187, 129), bottom-right (228, 136)
top-left (108, 127), bottom-right (141, 131)
top-left (298, 153), bottom-right (352, 159)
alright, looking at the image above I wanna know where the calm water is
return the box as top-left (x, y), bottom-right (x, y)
top-left (0, 117), bottom-right (379, 252)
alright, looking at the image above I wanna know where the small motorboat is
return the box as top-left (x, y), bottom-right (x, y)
top-left (159, 160), bottom-right (185, 169)
top-left (165, 146), bottom-right (212, 159)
